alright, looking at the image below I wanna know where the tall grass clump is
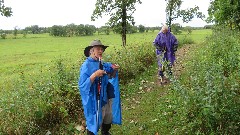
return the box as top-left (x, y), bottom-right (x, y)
top-left (169, 27), bottom-right (239, 134)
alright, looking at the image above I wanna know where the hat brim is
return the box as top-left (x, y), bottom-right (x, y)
top-left (84, 45), bottom-right (108, 57)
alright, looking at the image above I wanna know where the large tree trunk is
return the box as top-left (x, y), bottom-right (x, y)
top-left (122, 5), bottom-right (127, 47)
top-left (168, 2), bottom-right (173, 31)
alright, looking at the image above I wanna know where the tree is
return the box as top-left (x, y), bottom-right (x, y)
top-left (75, 24), bottom-right (85, 36)
top-left (184, 26), bottom-right (192, 34)
top-left (207, 0), bottom-right (240, 30)
top-left (0, 0), bottom-right (12, 17)
top-left (171, 23), bottom-right (182, 35)
top-left (65, 23), bottom-right (77, 37)
top-left (13, 26), bottom-right (18, 39)
top-left (84, 24), bottom-right (96, 36)
top-left (91, 0), bottom-right (142, 47)
top-left (98, 26), bottom-right (111, 35)
top-left (50, 25), bottom-right (67, 37)
top-left (165, 0), bottom-right (182, 28)
top-left (138, 24), bottom-right (145, 33)
top-left (165, 0), bottom-right (205, 29)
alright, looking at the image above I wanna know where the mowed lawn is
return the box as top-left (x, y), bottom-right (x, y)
top-left (0, 29), bottom-right (212, 86)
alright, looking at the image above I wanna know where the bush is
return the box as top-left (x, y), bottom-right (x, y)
top-left (0, 58), bottom-right (82, 134)
top-left (103, 42), bottom-right (156, 84)
top-left (170, 28), bottom-right (240, 134)
top-left (1, 33), bottom-right (7, 39)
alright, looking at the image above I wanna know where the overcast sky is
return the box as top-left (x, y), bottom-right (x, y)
top-left (0, 0), bottom-right (211, 30)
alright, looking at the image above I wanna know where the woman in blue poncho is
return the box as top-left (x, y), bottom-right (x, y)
top-left (153, 25), bottom-right (178, 84)
top-left (78, 40), bottom-right (122, 135)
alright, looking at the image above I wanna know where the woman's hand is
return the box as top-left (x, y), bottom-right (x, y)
top-left (90, 70), bottom-right (106, 83)
top-left (111, 64), bottom-right (120, 70)
top-left (94, 69), bottom-right (107, 77)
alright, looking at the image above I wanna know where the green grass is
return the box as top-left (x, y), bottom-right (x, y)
top-left (0, 29), bottom-right (211, 67)
top-left (0, 32), bottom-right (158, 86)
top-left (111, 64), bottom-right (168, 134)
top-left (111, 63), bottom-right (186, 135)
top-left (0, 29), bottom-right (212, 95)
top-left (177, 29), bottom-right (212, 44)
top-left (0, 29), bottom-right (213, 134)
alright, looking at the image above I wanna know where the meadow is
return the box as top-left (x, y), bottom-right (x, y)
top-left (0, 29), bottom-right (218, 134)
top-left (0, 29), bottom-right (211, 79)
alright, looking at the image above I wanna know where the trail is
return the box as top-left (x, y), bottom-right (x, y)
top-left (155, 44), bottom-right (196, 85)
top-left (111, 44), bottom-right (198, 134)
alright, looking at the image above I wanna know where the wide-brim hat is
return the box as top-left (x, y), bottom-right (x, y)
top-left (84, 39), bottom-right (109, 57)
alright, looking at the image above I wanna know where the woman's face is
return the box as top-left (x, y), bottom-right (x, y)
top-left (91, 46), bottom-right (104, 59)
top-left (162, 29), bottom-right (168, 34)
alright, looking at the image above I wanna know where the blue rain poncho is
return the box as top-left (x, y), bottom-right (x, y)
top-left (153, 30), bottom-right (178, 67)
top-left (78, 57), bottom-right (122, 135)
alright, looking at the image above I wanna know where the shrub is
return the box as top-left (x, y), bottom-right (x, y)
top-left (1, 33), bottom-right (7, 39)
top-left (170, 27), bottom-right (240, 134)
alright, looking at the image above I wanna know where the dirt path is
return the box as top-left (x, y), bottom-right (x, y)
top-left (155, 44), bottom-right (196, 85)
top-left (173, 44), bottom-right (195, 77)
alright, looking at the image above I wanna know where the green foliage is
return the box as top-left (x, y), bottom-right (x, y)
top-left (138, 24), bottom-right (145, 33)
top-left (104, 42), bottom-right (156, 84)
top-left (183, 26), bottom-right (193, 34)
top-left (207, 0), bottom-right (240, 30)
top-left (0, 58), bottom-right (82, 134)
top-left (50, 24), bottom-right (96, 37)
top-left (13, 26), bottom-right (18, 39)
top-left (165, 0), bottom-right (205, 27)
top-left (171, 23), bottom-right (182, 35)
top-left (98, 26), bottom-right (111, 35)
top-left (0, 30), bottom-right (212, 134)
top-left (91, 0), bottom-right (142, 46)
top-left (170, 28), bottom-right (240, 134)
top-left (175, 33), bottom-right (195, 48)
top-left (0, 32), bottom-right (6, 39)
top-left (24, 25), bottom-right (48, 34)
top-left (165, 0), bottom-right (182, 26)
top-left (0, 0), bottom-right (12, 17)
top-left (178, 6), bottom-right (205, 23)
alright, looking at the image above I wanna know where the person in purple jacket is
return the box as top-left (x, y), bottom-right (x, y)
top-left (153, 25), bottom-right (178, 84)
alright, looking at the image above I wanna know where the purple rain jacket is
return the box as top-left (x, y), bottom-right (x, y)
top-left (78, 57), bottom-right (122, 135)
top-left (153, 30), bottom-right (178, 67)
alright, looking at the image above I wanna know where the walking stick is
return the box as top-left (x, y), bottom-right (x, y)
top-left (97, 57), bottom-right (103, 129)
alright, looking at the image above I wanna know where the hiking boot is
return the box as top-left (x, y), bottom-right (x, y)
top-left (87, 129), bottom-right (94, 135)
top-left (160, 76), bottom-right (169, 84)
top-left (101, 124), bottom-right (111, 135)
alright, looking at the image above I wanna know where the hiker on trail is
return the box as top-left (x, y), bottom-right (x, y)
top-left (153, 25), bottom-right (178, 84)
top-left (78, 39), bottom-right (122, 135)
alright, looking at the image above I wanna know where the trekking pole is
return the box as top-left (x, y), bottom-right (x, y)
top-left (97, 57), bottom-right (103, 129)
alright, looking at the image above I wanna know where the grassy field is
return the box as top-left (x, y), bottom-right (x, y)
top-left (0, 29), bottom-right (212, 92)
top-left (0, 29), bottom-right (211, 68)
top-left (1, 28), bottom-right (238, 134)
top-left (0, 29), bottom-right (216, 134)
